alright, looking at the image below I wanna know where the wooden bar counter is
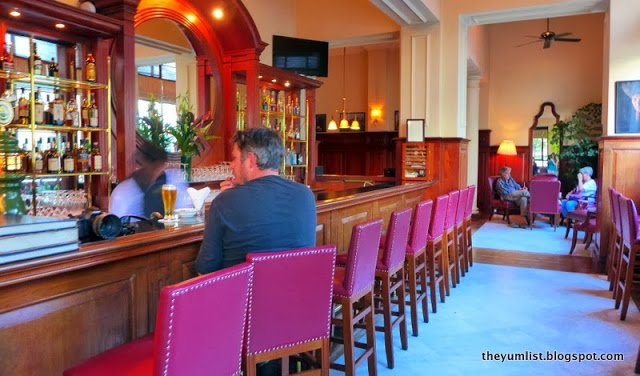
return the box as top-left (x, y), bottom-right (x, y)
top-left (0, 181), bottom-right (431, 375)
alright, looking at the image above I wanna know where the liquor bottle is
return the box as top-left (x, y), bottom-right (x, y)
top-left (88, 97), bottom-right (98, 127)
top-left (91, 142), bottom-right (102, 172)
top-left (47, 137), bottom-right (61, 173)
top-left (18, 88), bottom-right (29, 124)
top-left (1, 42), bottom-right (14, 71)
top-left (85, 53), bottom-right (96, 82)
top-left (76, 139), bottom-right (91, 172)
top-left (34, 88), bottom-right (45, 125)
top-left (64, 95), bottom-right (80, 127)
top-left (81, 97), bottom-right (90, 126)
top-left (21, 138), bottom-right (30, 173)
top-left (31, 42), bottom-right (42, 75)
top-left (48, 58), bottom-right (59, 77)
top-left (33, 139), bottom-right (44, 174)
top-left (62, 141), bottom-right (75, 173)
top-left (51, 89), bottom-right (65, 126)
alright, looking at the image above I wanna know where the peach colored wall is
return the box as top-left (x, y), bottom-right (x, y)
top-left (487, 13), bottom-right (604, 145)
top-left (241, 0), bottom-right (297, 65)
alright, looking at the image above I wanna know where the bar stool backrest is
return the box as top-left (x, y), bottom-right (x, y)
top-left (609, 188), bottom-right (623, 237)
top-left (380, 208), bottom-right (413, 270)
top-left (244, 246), bottom-right (337, 355)
top-left (342, 219), bottom-right (384, 297)
top-left (407, 200), bottom-right (433, 254)
top-left (465, 185), bottom-right (476, 220)
top-left (153, 262), bottom-right (253, 376)
top-left (455, 188), bottom-right (469, 225)
top-left (444, 190), bottom-right (460, 231)
top-left (428, 195), bottom-right (449, 240)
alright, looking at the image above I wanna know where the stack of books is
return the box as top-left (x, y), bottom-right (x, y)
top-left (0, 215), bottom-right (79, 265)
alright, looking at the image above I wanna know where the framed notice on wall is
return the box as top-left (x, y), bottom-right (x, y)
top-left (407, 119), bottom-right (425, 142)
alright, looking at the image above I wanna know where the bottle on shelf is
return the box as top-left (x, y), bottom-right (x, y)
top-left (76, 139), bottom-right (91, 172)
top-left (51, 89), bottom-right (65, 126)
top-left (48, 58), bottom-right (59, 77)
top-left (33, 138), bottom-right (44, 174)
top-left (81, 97), bottom-right (89, 125)
top-left (34, 88), bottom-right (45, 125)
top-left (88, 96), bottom-right (98, 127)
top-left (21, 138), bottom-right (30, 173)
top-left (30, 42), bottom-right (42, 75)
top-left (44, 94), bottom-right (53, 124)
top-left (1, 42), bottom-right (14, 71)
top-left (62, 140), bottom-right (75, 173)
top-left (64, 95), bottom-right (80, 127)
top-left (85, 53), bottom-right (96, 82)
top-left (18, 88), bottom-right (29, 125)
top-left (46, 137), bottom-right (61, 173)
top-left (91, 142), bottom-right (102, 172)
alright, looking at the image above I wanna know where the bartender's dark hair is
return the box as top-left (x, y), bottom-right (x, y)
top-left (137, 140), bottom-right (168, 165)
top-left (232, 127), bottom-right (284, 170)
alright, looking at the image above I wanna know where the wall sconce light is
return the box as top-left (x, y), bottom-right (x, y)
top-left (497, 140), bottom-right (517, 156)
top-left (370, 107), bottom-right (382, 124)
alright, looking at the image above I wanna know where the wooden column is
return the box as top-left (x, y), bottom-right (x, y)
top-left (93, 0), bottom-right (140, 182)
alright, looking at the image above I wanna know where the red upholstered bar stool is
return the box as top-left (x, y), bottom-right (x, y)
top-left (443, 190), bottom-right (460, 295)
top-left (454, 187), bottom-right (469, 283)
top-left (330, 219), bottom-right (383, 376)
top-left (244, 246), bottom-right (337, 376)
top-left (64, 263), bottom-right (253, 376)
top-left (614, 194), bottom-right (640, 320)
top-left (607, 188), bottom-right (623, 294)
top-left (463, 184), bottom-right (476, 271)
top-left (426, 194), bottom-right (449, 313)
top-left (374, 208), bottom-right (412, 369)
top-left (404, 200), bottom-right (433, 336)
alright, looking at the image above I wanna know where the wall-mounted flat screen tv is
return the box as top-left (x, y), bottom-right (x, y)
top-left (272, 35), bottom-right (329, 77)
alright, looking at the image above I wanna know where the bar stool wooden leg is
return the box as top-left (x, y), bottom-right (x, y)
top-left (374, 267), bottom-right (408, 369)
top-left (406, 256), bottom-right (419, 336)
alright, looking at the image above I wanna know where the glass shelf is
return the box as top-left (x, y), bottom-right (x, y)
top-left (6, 123), bottom-right (107, 132)
top-left (15, 75), bottom-right (108, 90)
top-left (29, 171), bottom-right (109, 178)
top-left (0, 69), bottom-right (30, 80)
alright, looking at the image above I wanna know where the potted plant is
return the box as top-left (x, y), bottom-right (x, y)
top-left (549, 103), bottom-right (602, 194)
top-left (167, 93), bottom-right (215, 181)
top-left (136, 96), bottom-right (171, 151)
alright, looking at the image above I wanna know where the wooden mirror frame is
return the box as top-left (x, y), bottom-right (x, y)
top-left (528, 102), bottom-right (560, 181)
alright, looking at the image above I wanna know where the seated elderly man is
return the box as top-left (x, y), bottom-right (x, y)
top-left (561, 166), bottom-right (597, 218)
top-left (495, 166), bottom-right (530, 221)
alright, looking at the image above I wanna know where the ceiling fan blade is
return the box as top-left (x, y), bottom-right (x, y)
top-left (515, 39), bottom-right (543, 47)
top-left (555, 37), bottom-right (581, 42)
top-left (543, 39), bottom-right (551, 49)
top-left (554, 32), bottom-right (572, 38)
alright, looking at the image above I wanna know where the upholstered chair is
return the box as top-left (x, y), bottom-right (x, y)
top-left (374, 208), bottom-right (412, 369)
top-left (614, 194), bottom-right (640, 320)
top-left (607, 188), bottom-right (623, 294)
top-left (528, 179), bottom-right (561, 230)
top-left (405, 200), bottom-right (433, 336)
top-left (463, 184), bottom-right (476, 271)
top-left (443, 190), bottom-right (460, 294)
top-left (244, 246), bottom-right (337, 376)
top-left (330, 219), bottom-right (383, 376)
top-left (454, 187), bottom-right (469, 283)
top-left (64, 263), bottom-right (254, 376)
top-left (487, 176), bottom-right (520, 224)
top-left (426, 194), bottom-right (449, 312)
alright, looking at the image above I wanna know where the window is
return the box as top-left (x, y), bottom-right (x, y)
top-left (137, 63), bottom-right (176, 81)
top-left (532, 127), bottom-right (549, 168)
top-left (5, 34), bottom-right (57, 62)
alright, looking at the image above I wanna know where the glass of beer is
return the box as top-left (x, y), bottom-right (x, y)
top-left (161, 184), bottom-right (177, 220)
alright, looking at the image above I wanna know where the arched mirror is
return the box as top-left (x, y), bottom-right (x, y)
top-left (529, 102), bottom-right (560, 178)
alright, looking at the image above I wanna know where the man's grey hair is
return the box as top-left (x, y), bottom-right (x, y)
top-left (232, 127), bottom-right (284, 170)
top-left (500, 166), bottom-right (512, 174)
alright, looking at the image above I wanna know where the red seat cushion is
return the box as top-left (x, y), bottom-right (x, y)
top-left (64, 335), bottom-right (153, 376)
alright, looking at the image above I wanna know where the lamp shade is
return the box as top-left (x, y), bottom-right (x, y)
top-left (327, 118), bottom-right (338, 131)
top-left (339, 118), bottom-right (350, 129)
top-left (350, 118), bottom-right (360, 130)
top-left (497, 140), bottom-right (517, 156)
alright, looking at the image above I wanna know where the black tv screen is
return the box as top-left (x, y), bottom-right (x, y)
top-left (272, 35), bottom-right (329, 77)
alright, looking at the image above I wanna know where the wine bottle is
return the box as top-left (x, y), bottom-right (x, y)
top-left (85, 53), bottom-right (96, 82)
top-left (91, 142), bottom-right (102, 172)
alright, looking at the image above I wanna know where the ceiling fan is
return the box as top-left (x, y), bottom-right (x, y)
top-left (519, 18), bottom-right (582, 49)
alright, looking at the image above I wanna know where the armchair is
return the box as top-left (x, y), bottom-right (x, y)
top-left (487, 176), bottom-right (520, 224)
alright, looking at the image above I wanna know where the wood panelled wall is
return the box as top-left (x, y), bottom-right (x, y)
top-left (597, 136), bottom-right (640, 269)
top-left (477, 129), bottom-right (531, 213)
top-left (316, 132), bottom-right (397, 176)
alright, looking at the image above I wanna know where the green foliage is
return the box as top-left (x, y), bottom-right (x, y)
top-left (136, 96), bottom-right (171, 150)
top-left (549, 103), bottom-right (602, 193)
top-left (167, 93), bottom-right (215, 157)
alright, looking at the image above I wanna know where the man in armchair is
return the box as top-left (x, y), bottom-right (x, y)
top-left (495, 166), bottom-right (530, 221)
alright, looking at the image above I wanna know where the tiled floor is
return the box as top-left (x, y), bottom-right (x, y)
top-left (330, 218), bottom-right (640, 375)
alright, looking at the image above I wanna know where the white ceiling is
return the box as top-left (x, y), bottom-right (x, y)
top-left (369, 0), bottom-right (438, 26)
